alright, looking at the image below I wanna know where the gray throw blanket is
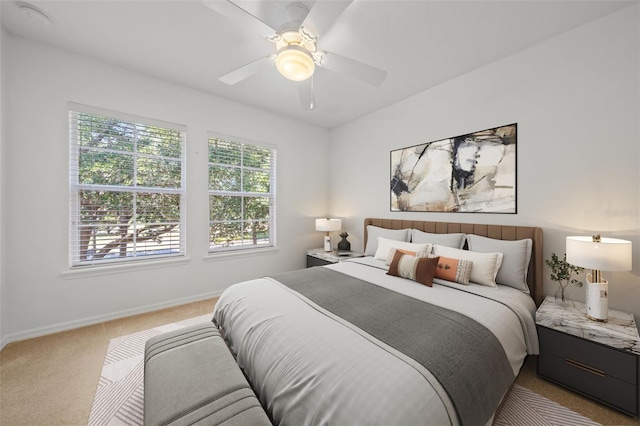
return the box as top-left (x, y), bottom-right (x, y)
top-left (270, 267), bottom-right (514, 426)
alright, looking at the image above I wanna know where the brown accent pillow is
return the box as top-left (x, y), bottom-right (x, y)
top-left (431, 255), bottom-right (473, 285)
top-left (387, 251), bottom-right (439, 287)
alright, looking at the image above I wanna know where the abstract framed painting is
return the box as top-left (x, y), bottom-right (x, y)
top-left (390, 123), bottom-right (517, 213)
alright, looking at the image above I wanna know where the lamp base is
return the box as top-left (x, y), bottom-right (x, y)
top-left (585, 273), bottom-right (608, 322)
top-left (323, 235), bottom-right (331, 252)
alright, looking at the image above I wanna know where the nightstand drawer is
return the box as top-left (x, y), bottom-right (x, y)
top-left (306, 255), bottom-right (332, 268)
top-left (538, 326), bottom-right (636, 384)
top-left (539, 351), bottom-right (637, 414)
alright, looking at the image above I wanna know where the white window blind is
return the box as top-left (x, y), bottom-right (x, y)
top-left (208, 135), bottom-right (276, 252)
top-left (69, 105), bottom-right (186, 267)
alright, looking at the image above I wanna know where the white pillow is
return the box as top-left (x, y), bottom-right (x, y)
top-left (386, 247), bottom-right (431, 267)
top-left (411, 229), bottom-right (466, 249)
top-left (466, 234), bottom-right (532, 292)
top-left (433, 245), bottom-right (503, 288)
top-left (364, 226), bottom-right (411, 256)
top-left (375, 237), bottom-right (432, 262)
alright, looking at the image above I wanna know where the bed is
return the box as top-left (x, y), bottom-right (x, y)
top-left (213, 218), bottom-right (543, 426)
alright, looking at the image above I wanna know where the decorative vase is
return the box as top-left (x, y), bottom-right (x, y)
top-left (554, 286), bottom-right (567, 305)
top-left (337, 232), bottom-right (351, 251)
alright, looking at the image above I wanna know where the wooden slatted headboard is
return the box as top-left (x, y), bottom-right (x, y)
top-left (364, 218), bottom-right (544, 306)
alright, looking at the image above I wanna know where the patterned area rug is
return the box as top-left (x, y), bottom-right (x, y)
top-left (89, 315), bottom-right (601, 426)
top-left (88, 314), bottom-right (213, 426)
top-left (494, 385), bottom-right (600, 426)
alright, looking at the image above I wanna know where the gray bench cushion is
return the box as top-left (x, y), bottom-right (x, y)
top-left (144, 322), bottom-right (271, 426)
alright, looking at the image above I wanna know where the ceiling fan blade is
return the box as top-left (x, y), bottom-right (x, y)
top-left (297, 77), bottom-right (315, 111)
top-left (317, 51), bottom-right (387, 86)
top-left (202, 1), bottom-right (277, 39)
top-left (300, 0), bottom-right (353, 40)
top-left (219, 55), bottom-right (276, 85)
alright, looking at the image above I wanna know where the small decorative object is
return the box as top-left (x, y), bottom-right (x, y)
top-left (545, 253), bottom-right (584, 305)
top-left (315, 218), bottom-right (342, 252)
top-left (566, 235), bottom-right (632, 322)
top-left (337, 231), bottom-right (351, 251)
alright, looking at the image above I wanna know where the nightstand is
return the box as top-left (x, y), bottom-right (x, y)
top-left (306, 248), bottom-right (364, 268)
top-left (536, 296), bottom-right (640, 417)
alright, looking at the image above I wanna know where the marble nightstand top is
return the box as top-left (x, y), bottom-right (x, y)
top-left (536, 296), bottom-right (640, 356)
top-left (306, 248), bottom-right (364, 263)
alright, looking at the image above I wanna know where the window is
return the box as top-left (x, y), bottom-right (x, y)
top-left (208, 135), bottom-right (276, 253)
top-left (69, 105), bottom-right (186, 267)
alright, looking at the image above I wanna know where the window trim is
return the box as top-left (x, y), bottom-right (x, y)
top-left (207, 131), bottom-right (277, 254)
top-left (61, 256), bottom-right (191, 279)
top-left (68, 102), bottom-right (187, 269)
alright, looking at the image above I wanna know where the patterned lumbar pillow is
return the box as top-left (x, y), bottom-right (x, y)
top-left (433, 245), bottom-right (502, 287)
top-left (430, 255), bottom-right (473, 285)
top-left (387, 250), bottom-right (439, 287)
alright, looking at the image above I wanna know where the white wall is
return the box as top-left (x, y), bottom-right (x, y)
top-left (2, 4), bottom-right (638, 347)
top-left (1, 34), bottom-right (330, 346)
top-left (329, 5), bottom-right (640, 317)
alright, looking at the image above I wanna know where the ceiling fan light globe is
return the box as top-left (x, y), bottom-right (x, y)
top-left (276, 45), bottom-right (315, 82)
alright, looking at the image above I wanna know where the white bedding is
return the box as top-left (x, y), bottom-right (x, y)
top-left (213, 257), bottom-right (539, 426)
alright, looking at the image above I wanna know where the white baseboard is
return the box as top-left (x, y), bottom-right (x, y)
top-left (0, 290), bottom-right (223, 350)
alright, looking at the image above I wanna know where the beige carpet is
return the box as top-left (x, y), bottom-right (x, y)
top-left (89, 315), bottom-right (602, 426)
top-left (0, 298), bottom-right (219, 426)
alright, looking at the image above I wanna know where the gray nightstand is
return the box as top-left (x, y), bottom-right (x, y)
top-left (536, 296), bottom-right (640, 417)
top-left (306, 248), bottom-right (364, 268)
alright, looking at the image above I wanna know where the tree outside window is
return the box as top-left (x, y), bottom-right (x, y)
top-left (208, 136), bottom-right (276, 252)
top-left (69, 108), bottom-right (186, 266)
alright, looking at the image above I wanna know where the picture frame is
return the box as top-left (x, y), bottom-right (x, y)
top-left (390, 123), bottom-right (517, 213)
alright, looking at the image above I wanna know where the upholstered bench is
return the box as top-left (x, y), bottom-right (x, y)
top-left (144, 322), bottom-right (271, 426)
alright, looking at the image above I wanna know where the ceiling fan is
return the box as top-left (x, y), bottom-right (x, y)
top-left (203, 0), bottom-right (387, 110)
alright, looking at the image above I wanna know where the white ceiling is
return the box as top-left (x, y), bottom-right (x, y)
top-left (1, 0), bottom-right (634, 129)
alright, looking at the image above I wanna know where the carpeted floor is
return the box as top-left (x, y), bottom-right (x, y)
top-left (88, 314), bottom-right (603, 426)
top-left (0, 298), bottom-right (218, 426)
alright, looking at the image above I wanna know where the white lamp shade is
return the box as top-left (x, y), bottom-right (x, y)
top-left (315, 218), bottom-right (341, 232)
top-left (566, 236), bottom-right (632, 271)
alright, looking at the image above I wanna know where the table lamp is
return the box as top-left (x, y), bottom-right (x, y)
top-left (316, 218), bottom-right (341, 252)
top-left (566, 235), bottom-right (632, 322)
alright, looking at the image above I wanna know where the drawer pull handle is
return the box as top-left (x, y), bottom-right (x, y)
top-left (565, 358), bottom-right (606, 378)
